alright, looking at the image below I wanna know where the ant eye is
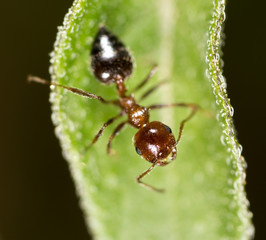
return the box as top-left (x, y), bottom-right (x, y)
top-left (164, 124), bottom-right (172, 133)
top-left (135, 147), bottom-right (142, 155)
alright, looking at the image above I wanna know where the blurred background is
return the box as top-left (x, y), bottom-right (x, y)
top-left (0, 0), bottom-right (265, 239)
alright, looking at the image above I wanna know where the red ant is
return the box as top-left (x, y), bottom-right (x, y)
top-left (28, 26), bottom-right (198, 192)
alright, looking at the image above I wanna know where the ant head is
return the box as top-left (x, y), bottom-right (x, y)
top-left (134, 121), bottom-right (176, 163)
top-left (91, 26), bottom-right (133, 84)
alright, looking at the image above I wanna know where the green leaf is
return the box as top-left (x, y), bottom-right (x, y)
top-left (50, 0), bottom-right (254, 239)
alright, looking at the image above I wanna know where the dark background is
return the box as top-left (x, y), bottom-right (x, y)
top-left (0, 0), bottom-right (265, 239)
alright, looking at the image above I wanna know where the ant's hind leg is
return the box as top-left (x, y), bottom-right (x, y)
top-left (27, 75), bottom-right (119, 106)
top-left (107, 121), bottom-right (127, 155)
top-left (131, 64), bottom-right (158, 93)
top-left (139, 80), bottom-right (167, 101)
top-left (82, 113), bottom-right (122, 154)
top-left (148, 102), bottom-right (199, 113)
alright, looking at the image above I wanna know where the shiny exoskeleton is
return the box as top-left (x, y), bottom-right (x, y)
top-left (28, 26), bottom-right (198, 192)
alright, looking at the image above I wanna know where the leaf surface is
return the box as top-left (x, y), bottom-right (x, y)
top-left (50, 0), bottom-right (253, 239)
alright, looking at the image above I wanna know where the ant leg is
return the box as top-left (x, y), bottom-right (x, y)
top-left (139, 80), bottom-right (167, 101)
top-left (148, 102), bottom-right (199, 112)
top-left (137, 149), bottom-right (175, 193)
top-left (136, 162), bottom-right (164, 193)
top-left (131, 64), bottom-right (158, 93)
top-left (107, 121), bottom-right (127, 155)
top-left (82, 113), bottom-right (123, 154)
top-left (148, 103), bottom-right (198, 145)
top-left (27, 75), bottom-right (119, 106)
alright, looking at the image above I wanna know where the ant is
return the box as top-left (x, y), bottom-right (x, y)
top-left (28, 26), bottom-right (198, 192)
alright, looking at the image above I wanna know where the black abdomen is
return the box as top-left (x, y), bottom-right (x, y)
top-left (91, 26), bottom-right (133, 84)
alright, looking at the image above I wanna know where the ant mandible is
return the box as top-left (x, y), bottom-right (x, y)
top-left (28, 26), bottom-right (198, 192)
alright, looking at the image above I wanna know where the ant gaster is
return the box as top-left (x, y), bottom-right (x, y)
top-left (28, 26), bottom-right (198, 192)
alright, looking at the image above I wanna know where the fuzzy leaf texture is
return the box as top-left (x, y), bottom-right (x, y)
top-left (49, 0), bottom-right (254, 239)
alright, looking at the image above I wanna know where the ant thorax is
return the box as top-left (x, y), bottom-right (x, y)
top-left (127, 105), bottom-right (149, 128)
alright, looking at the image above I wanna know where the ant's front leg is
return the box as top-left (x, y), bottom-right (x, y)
top-left (136, 161), bottom-right (164, 193)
